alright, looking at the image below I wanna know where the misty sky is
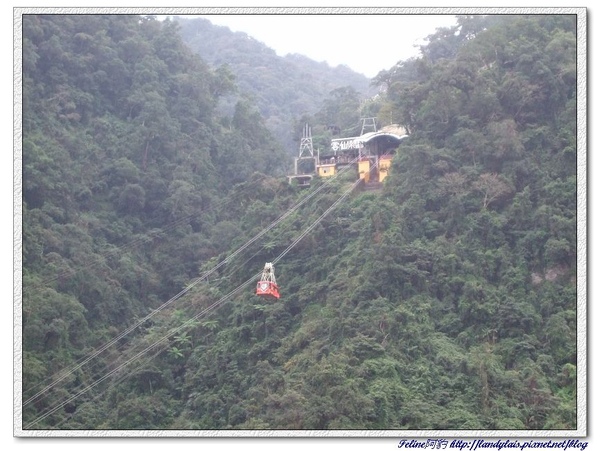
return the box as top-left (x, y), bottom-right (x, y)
top-left (190, 13), bottom-right (459, 78)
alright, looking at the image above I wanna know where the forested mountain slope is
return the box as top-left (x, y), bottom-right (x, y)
top-left (175, 16), bottom-right (375, 153)
top-left (21, 14), bottom-right (579, 431)
top-left (21, 14), bottom-right (290, 427)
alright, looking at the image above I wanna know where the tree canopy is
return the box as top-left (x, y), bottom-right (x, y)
top-left (20, 14), bottom-right (579, 432)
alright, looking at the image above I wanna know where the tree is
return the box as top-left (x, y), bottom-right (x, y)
top-left (473, 173), bottom-right (513, 209)
top-left (21, 13), bottom-right (577, 431)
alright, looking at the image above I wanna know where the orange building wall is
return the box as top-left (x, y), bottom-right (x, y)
top-left (318, 164), bottom-right (336, 177)
top-left (358, 160), bottom-right (370, 182)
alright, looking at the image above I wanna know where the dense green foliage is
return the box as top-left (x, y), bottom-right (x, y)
top-left (21, 14), bottom-right (578, 431)
top-left (21, 14), bottom-right (291, 426)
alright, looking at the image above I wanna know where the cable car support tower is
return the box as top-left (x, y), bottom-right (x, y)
top-left (287, 123), bottom-right (319, 187)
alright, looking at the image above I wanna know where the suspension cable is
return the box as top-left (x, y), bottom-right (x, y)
top-left (24, 270), bottom-right (260, 429)
top-left (24, 159), bottom-right (370, 429)
top-left (33, 176), bottom-right (268, 289)
top-left (23, 155), bottom-right (363, 408)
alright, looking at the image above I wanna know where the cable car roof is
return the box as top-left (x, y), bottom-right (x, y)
top-left (356, 131), bottom-right (409, 144)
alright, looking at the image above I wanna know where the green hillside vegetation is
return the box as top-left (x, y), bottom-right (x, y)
top-left (21, 14), bottom-right (578, 431)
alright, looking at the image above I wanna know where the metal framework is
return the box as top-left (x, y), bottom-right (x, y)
top-left (298, 123), bottom-right (315, 158)
top-left (360, 117), bottom-right (377, 135)
top-left (289, 123), bottom-right (319, 185)
top-left (259, 262), bottom-right (277, 284)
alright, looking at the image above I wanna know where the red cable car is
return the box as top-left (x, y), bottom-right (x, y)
top-left (256, 262), bottom-right (280, 300)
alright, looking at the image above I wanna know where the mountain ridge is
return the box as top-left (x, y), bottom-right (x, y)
top-left (20, 13), bottom-right (579, 432)
top-left (175, 16), bottom-right (377, 153)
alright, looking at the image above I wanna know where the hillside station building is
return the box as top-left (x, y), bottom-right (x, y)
top-left (288, 121), bottom-right (408, 188)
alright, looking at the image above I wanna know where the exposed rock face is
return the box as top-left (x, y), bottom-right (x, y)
top-left (531, 265), bottom-right (570, 285)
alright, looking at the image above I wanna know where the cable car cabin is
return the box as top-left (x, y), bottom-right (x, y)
top-left (256, 262), bottom-right (280, 300)
top-left (256, 280), bottom-right (280, 300)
